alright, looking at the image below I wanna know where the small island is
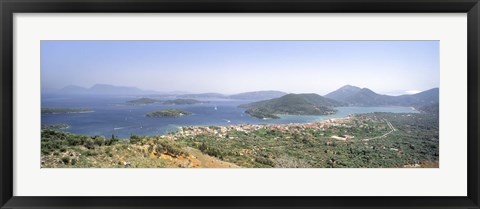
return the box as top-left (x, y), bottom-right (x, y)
top-left (41, 108), bottom-right (93, 114)
top-left (41, 124), bottom-right (70, 130)
top-left (126, 98), bottom-right (160, 105)
top-left (146, 109), bottom-right (193, 118)
top-left (162, 99), bottom-right (205, 105)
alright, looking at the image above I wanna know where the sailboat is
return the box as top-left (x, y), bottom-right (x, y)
top-left (214, 105), bottom-right (218, 110)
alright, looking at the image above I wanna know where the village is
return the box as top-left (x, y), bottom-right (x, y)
top-left (164, 116), bottom-right (386, 142)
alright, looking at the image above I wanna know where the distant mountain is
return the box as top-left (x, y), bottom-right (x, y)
top-left (324, 85), bottom-right (362, 102)
top-left (239, 93), bottom-right (341, 119)
top-left (179, 93), bottom-right (227, 99)
top-left (58, 85), bottom-right (89, 94)
top-left (325, 85), bottom-right (439, 107)
top-left (229, 90), bottom-right (287, 101)
top-left (55, 84), bottom-right (158, 95)
top-left (406, 88), bottom-right (439, 105)
top-left (88, 84), bottom-right (148, 95)
top-left (339, 88), bottom-right (396, 106)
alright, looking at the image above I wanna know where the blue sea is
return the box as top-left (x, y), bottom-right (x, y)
top-left (41, 95), bottom-right (419, 139)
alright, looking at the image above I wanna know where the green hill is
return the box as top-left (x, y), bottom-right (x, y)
top-left (239, 93), bottom-right (341, 119)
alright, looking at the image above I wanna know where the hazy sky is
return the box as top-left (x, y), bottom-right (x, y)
top-left (41, 40), bottom-right (439, 95)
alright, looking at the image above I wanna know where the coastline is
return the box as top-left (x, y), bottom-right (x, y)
top-left (166, 116), bottom-right (354, 141)
top-left (42, 106), bottom-right (420, 139)
top-left (41, 111), bottom-right (439, 168)
top-left (45, 110), bottom-right (95, 114)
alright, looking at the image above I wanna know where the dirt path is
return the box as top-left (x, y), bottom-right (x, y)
top-left (361, 119), bottom-right (396, 141)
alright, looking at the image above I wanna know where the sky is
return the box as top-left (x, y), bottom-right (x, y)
top-left (41, 40), bottom-right (439, 95)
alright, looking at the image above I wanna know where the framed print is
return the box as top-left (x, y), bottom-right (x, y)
top-left (1, 0), bottom-right (479, 208)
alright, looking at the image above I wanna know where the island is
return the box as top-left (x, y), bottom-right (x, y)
top-left (239, 93), bottom-right (340, 119)
top-left (41, 108), bottom-right (94, 114)
top-left (41, 124), bottom-right (70, 130)
top-left (146, 109), bottom-right (193, 118)
top-left (162, 99), bottom-right (205, 105)
top-left (126, 98), bottom-right (160, 105)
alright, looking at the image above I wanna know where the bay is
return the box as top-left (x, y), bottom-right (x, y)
top-left (41, 95), bottom-right (419, 139)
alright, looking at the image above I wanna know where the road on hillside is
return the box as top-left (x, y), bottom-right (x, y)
top-left (361, 119), bottom-right (396, 141)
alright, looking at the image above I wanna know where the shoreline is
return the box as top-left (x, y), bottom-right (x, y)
top-left (43, 110), bottom-right (95, 114)
top-left (43, 106), bottom-right (422, 139)
top-left (150, 116), bottom-right (356, 142)
top-left (43, 115), bottom-right (355, 140)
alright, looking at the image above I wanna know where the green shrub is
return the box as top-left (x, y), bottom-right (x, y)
top-left (197, 143), bottom-right (223, 159)
top-left (129, 135), bottom-right (142, 144)
top-left (83, 150), bottom-right (97, 157)
top-left (147, 146), bottom-right (154, 154)
top-left (82, 138), bottom-right (95, 149)
top-left (61, 157), bottom-right (70, 164)
top-left (105, 135), bottom-right (119, 145)
top-left (93, 135), bottom-right (106, 146)
top-left (255, 156), bottom-right (275, 167)
top-left (155, 139), bottom-right (187, 157)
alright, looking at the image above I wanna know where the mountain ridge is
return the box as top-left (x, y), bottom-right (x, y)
top-left (228, 90), bottom-right (287, 101)
top-left (325, 85), bottom-right (439, 107)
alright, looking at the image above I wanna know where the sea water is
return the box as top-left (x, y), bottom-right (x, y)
top-left (41, 95), bottom-right (419, 139)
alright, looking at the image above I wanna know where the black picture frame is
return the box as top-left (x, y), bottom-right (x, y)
top-left (1, 0), bottom-right (479, 208)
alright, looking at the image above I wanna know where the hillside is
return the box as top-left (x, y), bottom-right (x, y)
top-left (41, 112), bottom-right (439, 168)
top-left (41, 130), bottom-right (238, 168)
top-left (415, 102), bottom-right (439, 115)
top-left (325, 85), bottom-right (439, 107)
top-left (406, 88), bottom-right (439, 105)
top-left (239, 93), bottom-right (341, 119)
top-left (229, 90), bottom-right (287, 101)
